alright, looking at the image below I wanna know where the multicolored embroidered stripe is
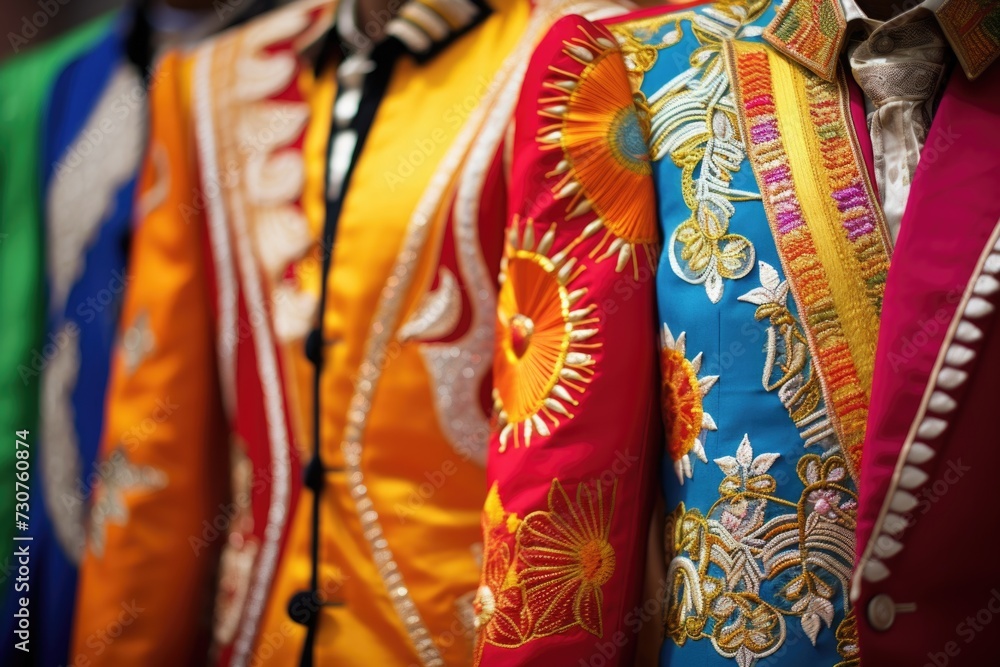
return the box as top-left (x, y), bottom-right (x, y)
top-left (804, 74), bottom-right (890, 315)
top-left (726, 40), bottom-right (889, 481)
top-left (763, 0), bottom-right (846, 81)
top-left (937, 0), bottom-right (1000, 80)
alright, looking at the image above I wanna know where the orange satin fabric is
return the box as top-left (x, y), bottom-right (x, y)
top-left (70, 51), bottom-right (230, 665)
top-left (71, 0), bottom-right (532, 664)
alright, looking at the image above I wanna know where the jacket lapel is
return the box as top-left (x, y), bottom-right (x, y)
top-left (854, 62), bottom-right (1000, 590)
top-left (726, 39), bottom-right (891, 484)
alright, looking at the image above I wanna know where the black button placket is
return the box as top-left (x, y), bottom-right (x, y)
top-left (295, 29), bottom-right (406, 667)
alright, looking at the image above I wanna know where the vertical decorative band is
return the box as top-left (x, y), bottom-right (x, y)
top-left (726, 40), bottom-right (889, 481)
top-left (804, 72), bottom-right (890, 314)
top-left (195, 42), bottom-right (292, 667)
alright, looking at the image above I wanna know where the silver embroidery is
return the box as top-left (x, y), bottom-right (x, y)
top-left (194, 36), bottom-right (295, 667)
top-left (398, 267), bottom-right (463, 342)
top-left (40, 322), bottom-right (86, 563)
top-left (41, 63), bottom-right (145, 565)
top-left (88, 447), bottom-right (167, 557)
top-left (46, 63), bottom-right (144, 314)
top-left (339, 5), bottom-right (572, 662)
top-left (121, 311), bottom-right (156, 376)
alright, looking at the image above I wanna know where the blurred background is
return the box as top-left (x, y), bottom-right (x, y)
top-left (1, 0), bottom-right (125, 63)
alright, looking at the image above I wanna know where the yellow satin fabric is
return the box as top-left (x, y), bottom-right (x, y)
top-left (253, 2), bottom-right (530, 665)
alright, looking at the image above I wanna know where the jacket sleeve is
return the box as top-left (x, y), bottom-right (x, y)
top-left (475, 15), bottom-right (661, 666)
top-left (71, 51), bottom-right (229, 664)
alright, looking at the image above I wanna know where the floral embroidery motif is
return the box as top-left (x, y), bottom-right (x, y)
top-left (615, 2), bottom-right (765, 304)
top-left (518, 478), bottom-right (616, 638)
top-left (493, 218), bottom-right (598, 452)
top-left (834, 610), bottom-right (861, 666)
top-left (474, 483), bottom-right (529, 656)
top-left (665, 435), bottom-right (856, 665)
top-left (121, 310), bottom-right (156, 376)
top-left (738, 262), bottom-right (836, 448)
top-left (88, 447), bottom-right (168, 557)
top-left (537, 28), bottom-right (659, 278)
top-left (474, 478), bottom-right (617, 664)
top-left (660, 324), bottom-right (718, 484)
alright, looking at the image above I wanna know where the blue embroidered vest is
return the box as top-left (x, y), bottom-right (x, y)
top-left (610, 1), bottom-right (890, 663)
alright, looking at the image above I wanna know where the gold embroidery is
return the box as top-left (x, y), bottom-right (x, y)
top-left (474, 478), bottom-right (617, 663)
top-left (834, 610), bottom-right (861, 667)
top-left (519, 478), bottom-right (617, 638)
top-left (614, 2), bottom-right (767, 303)
top-left (738, 261), bottom-right (836, 448)
top-left (474, 483), bottom-right (529, 662)
top-left (665, 435), bottom-right (856, 663)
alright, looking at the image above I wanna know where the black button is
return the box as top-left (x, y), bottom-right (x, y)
top-left (304, 456), bottom-right (325, 493)
top-left (288, 591), bottom-right (320, 626)
top-left (305, 328), bottom-right (323, 366)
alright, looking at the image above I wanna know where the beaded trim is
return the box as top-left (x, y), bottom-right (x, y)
top-left (852, 218), bottom-right (1000, 599)
top-left (336, 30), bottom-right (512, 667)
top-left (727, 40), bottom-right (890, 481)
top-left (194, 52), bottom-right (239, 421)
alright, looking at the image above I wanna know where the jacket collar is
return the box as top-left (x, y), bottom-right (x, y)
top-left (763, 0), bottom-right (1000, 81)
top-left (306, 0), bottom-right (492, 74)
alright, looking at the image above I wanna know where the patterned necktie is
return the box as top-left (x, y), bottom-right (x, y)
top-left (849, 13), bottom-right (950, 242)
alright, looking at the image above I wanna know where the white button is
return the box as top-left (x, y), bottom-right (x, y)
top-left (868, 593), bottom-right (896, 631)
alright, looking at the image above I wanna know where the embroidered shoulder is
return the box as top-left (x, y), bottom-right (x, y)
top-left (536, 24), bottom-right (659, 278)
top-left (613, 1), bottom-right (769, 304)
